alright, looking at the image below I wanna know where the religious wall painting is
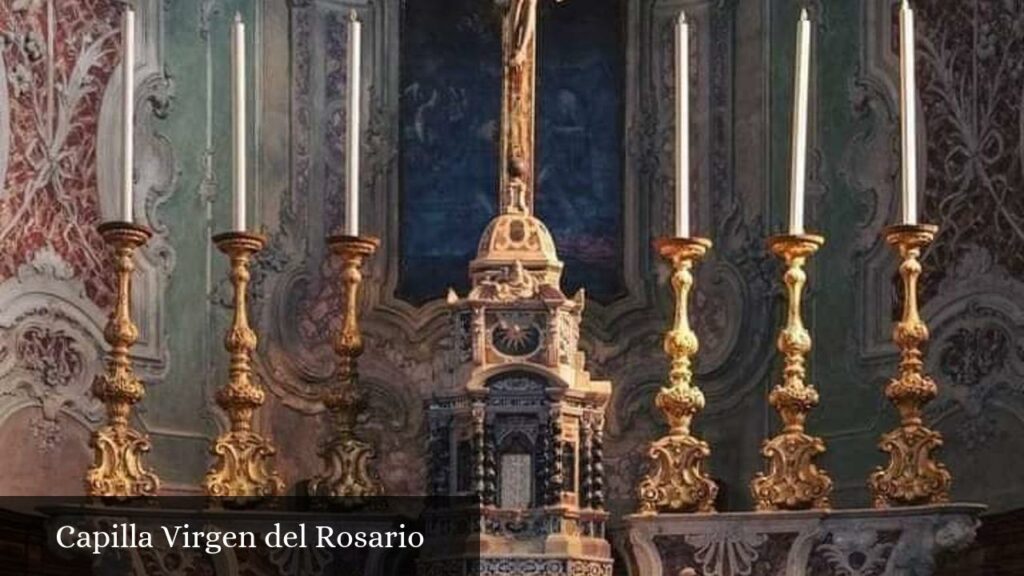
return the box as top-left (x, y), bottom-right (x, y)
top-left (398, 0), bottom-right (502, 305)
top-left (397, 0), bottom-right (625, 305)
top-left (537, 0), bottom-right (625, 302)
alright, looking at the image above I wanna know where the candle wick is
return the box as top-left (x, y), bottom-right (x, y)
top-left (800, 7), bottom-right (809, 21)
top-left (678, 10), bottom-right (686, 25)
top-left (348, 9), bottom-right (359, 23)
top-left (234, 11), bottom-right (242, 23)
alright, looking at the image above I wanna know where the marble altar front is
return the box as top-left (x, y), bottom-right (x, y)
top-left (618, 504), bottom-right (983, 576)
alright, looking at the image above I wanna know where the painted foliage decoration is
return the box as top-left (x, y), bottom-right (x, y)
top-left (0, 0), bottom-right (122, 307)
top-left (912, 0), bottom-right (1024, 494)
top-left (916, 0), bottom-right (1024, 296)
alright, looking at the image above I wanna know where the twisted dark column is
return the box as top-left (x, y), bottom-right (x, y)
top-left (591, 415), bottom-right (605, 510)
top-left (483, 420), bottom-right (497, 506)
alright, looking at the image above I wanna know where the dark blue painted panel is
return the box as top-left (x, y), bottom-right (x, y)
top-left (398, 0), bottom-right (624, 304)
top-left (537, 0), bottom-right (625, 301)
top-left (398, 0), bottom-right (501, 304)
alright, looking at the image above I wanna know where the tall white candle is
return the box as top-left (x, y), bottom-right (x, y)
top-left (345, 11), bottom-right (361, 236)
top-left (900, 0), bottom-right (918, 225)
top-left (675, 11), bottom-right (690, 238)
top-left (788, 9), bottom-right (811, 235)
top-left (232, 13), bottom-right (246, 232)
top-left (121, 7), bottom-right (134, 223)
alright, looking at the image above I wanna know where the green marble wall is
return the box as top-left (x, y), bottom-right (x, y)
top-left (765, 0), bottom-right (889, 506)
top-left (147, 0), bottom-right (263, 487)
top-left (799, 0), bottom-right (891, 504)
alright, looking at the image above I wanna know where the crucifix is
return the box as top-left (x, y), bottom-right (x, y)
top-left (498, 0), bottom-right (562, 215)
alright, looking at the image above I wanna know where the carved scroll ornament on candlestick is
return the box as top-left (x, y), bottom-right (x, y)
top-left (869, 224), bottom-right (952, 507)
top-left (203, 232), bottom-right (285, 499)
top-left (307, 235), bottom-right (384, 500)
top-left (637, 237), bottom-right (718, 514)
top-left (86, 222), bottom-right (160, 498)
top-left (751, 233), bottom-right (833, 511)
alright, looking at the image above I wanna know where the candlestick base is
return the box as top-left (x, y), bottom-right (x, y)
top-left (637, 237), bottom-right (718, 514)
top-left (86, 222), bottom-right (161, 499)
top-left (751, 233), bottom-right (833, 511)
top-left (204, 232), bottom-right (285, 501)
top-left (307, 235), bottom-right (384, 501)
top-left (870, 224), bottom-right (952, 508)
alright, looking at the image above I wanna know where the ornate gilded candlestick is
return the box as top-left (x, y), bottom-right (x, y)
top-left (86, 222), bottom-right (160, 498)
top-left (637, 237), bottom-right (718, 514)
top-left (308, 234), bottom-right (384, 499)
top-left (751, 233), bottom-right (832, 511)
top-left (870, 224), bottom-right (951, 507)
top-left (203, 232), bottom-right (285, 499)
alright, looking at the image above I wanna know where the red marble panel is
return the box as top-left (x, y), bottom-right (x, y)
top-left (0, 0), bottom-right (123, 307)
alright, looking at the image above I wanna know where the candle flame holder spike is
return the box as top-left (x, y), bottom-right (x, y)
top-left (637, 236), bottom-right (718, 514)
top-left (203, 232), bottom-right (285, 501)
top-left (751, 233), bottom-right (833, 511)
top-left (869, 224), bottom-right (952, 507)
top-left (307, 234), bottom-right (384, 501)
top-left (86, 222), bottom-right (160, 498)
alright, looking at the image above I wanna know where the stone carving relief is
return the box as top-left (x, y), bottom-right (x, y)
top-left (0, 249), bottom-right (106, 452)
top-left (808, 530), bottom-right (897, 576)
top-left (685, 530), bottom-right (769, 576)
top-left (632, 507), bottom-right (980, 576)
top-left (925, 267), bottom-right (1024, 457)
top-left (886, 516), bottom-right (978, 576)
top-left (653, 530), bottom-right (796, 576)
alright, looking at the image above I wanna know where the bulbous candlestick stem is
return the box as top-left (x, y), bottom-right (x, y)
top-left (308, 234), bottom-right (384, 500)
top-left (637, 236), bottom-right (718, 514)
top-left (203, 232), bottom-right (285, 500)
top-left (86, 221), bottom-right (160, 498)
top-left (870, 223), bottom-right (951, 507)
top-left (751, 233), bottom-right (833, 511)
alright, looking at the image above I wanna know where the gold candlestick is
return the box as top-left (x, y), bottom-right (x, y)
top-left (308, 234), bottom-right (384, 499)
top-left (86, 222), bottom-right (160, 498)
top-left (637, 237), bottom-right (718, 514)
top-left (751, 233), bottom-right (832, 511)
top-left (870, 223), bottom-right (951, 507)
top-left (203, 232), bottom-right (285, 499)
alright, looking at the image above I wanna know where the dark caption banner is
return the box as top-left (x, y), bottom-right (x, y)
top-left (0, 497), bottom-right (480, 576)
